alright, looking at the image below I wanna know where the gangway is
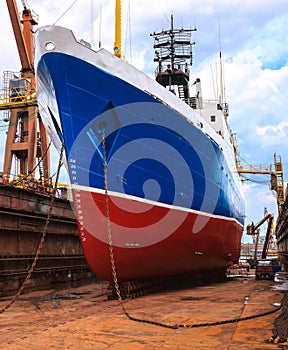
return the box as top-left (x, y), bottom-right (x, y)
top-left (237, 153), bottom-right (284, 212)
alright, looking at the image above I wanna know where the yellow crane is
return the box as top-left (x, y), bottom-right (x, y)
top-left (237, 153), bottom-right (284, 212)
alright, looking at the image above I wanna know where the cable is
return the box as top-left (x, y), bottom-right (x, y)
top-left (53, 0), bottom-right (79, 25)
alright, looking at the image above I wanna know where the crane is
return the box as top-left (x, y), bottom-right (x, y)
top-left (2, 0), bottom-right (50, 186)
top-left (246, 212), bottom-right (274, 263)
top-left (237, 154), bottom-right (284, 213)
top-left (7, 0), bottom-right (35, 73)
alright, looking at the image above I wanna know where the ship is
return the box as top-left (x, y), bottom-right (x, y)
top-left (33, 10), bottom-right (245, 283)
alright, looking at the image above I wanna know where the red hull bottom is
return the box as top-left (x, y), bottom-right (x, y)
top-left (73, 189), bottom-right (243, 282)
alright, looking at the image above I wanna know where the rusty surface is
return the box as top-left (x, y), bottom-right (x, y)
top-left (0, 275), bottom-right (286, 349)
top-left (276, 186), bottom-right (288, 271)
top-left (0, 184), bottom-right (90, 295)
top-left (0, 184), bottom-right (76, 220)
top-left (0, 184), bottom-right (81, 258)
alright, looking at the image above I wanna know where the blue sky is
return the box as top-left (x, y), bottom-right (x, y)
top-left (0, 0), bottom-right (288, 242)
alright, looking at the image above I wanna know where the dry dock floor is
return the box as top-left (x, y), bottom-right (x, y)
top-left (0, 274), bottom-right (287, 350)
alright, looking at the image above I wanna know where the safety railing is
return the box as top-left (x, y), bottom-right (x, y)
top-left (0, 87), bottom-right (37, 110)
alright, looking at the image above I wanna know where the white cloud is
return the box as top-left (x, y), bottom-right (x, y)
top-left (257, 122), bottom-right (288, 138)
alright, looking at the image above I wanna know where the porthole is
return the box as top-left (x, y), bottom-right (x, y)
top-left (45, 41), bottom-right (55, 51)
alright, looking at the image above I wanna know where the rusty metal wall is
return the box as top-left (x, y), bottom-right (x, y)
top-left (275, 190), bottom-right (288, 271)
top-left (0, 184), bottom-right (91, 295)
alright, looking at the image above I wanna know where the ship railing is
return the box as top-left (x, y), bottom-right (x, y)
top-left (155, 63), bottom-right (190, 77)
top-left (201, 98), bottom-right (229, 109)
top-left (183, 96), bottom-right (197, 109)
top-left (3, 173), bottom-right (70, 198)
top-left (172, 95), bottom-right (225, 111)
top-left (237, 164), bottom-right (273, 174)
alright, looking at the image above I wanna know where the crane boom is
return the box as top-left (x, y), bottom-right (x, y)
top-left (246, 213), bottom-right (274, 260)
top-left (6, 0), bottom-right (37, 73)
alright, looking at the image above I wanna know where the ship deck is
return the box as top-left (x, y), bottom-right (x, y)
top-left (1, 271), bottom-right (287, 349)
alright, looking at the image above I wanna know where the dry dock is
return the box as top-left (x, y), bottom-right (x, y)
top-left (0, 273), bottom-right (287, 350)
top-left (0, 184), bottom-right (90, 295)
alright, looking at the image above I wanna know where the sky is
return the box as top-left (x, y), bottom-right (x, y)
top-left (0, 0), bottom-right (288, 243)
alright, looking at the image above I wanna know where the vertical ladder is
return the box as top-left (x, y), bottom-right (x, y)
top-left (37, 131), bottom-right (43, 182)
top-left (274, 153), bottom-right (284, 210)
top-left (178, 85), bottom-right (185, 101)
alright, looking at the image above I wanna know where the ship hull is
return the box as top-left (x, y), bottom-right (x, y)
top-left (35, 26), bottom-right (244, 282)
top-left (75, 189), bottom-right (243, 281)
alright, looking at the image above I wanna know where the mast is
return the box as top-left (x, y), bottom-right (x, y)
top-left (150, 15), bottom-right (196, 100)
top-left (114, 0), bottom-right (121, 58)
top-left (218, 19), bottom-right (229, 119)
top-left (218, 19), bottom-right (225, 106)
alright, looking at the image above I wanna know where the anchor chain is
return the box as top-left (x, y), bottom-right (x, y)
top-left (0, 142), bottom-right (64, 314)
top-left (100, 131), bottom-right (284, 330)
top-left (101, 132), bottom-right (177, 329)
top-left (101, 132), bottom-right (124, 306)
top-left (267, 292), bottom-right (288, 344)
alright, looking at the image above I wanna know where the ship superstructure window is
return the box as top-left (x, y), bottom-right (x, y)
top-left (211, 115), bottom-right (216, 122)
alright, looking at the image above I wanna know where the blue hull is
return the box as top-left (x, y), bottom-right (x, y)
top-left (37, 52), bottom-right (244, 226)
